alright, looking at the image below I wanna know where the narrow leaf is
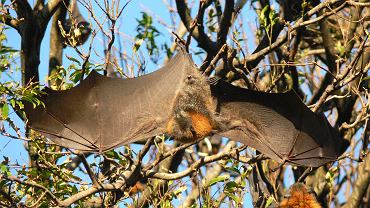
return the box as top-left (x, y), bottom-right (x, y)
top-left (2, 103), bottom-right (9, 119)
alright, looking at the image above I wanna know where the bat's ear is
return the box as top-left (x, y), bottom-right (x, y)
top-left (176, 40), bottom-right (188, 54)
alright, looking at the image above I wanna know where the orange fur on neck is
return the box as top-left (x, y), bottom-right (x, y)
top-left (279, 184), bottom-right (321, 208)
top-left (166, 117), bottom-right (174, 135)
top-left (188, 111), bottom-right (213, 138)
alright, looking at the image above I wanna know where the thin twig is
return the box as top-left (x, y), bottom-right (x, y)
top-left (4, 175), bottom-right (64, 206)
top-left (203, 44), bottom-right (227, 75)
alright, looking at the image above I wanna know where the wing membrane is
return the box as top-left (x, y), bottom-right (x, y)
top-left (211, 80), bottom-right (347, 167)
top-left (25, 49), bottom-right (196, 152)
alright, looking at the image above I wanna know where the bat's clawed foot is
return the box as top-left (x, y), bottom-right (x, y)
top-left (207, 76), bottom-right (221, 86)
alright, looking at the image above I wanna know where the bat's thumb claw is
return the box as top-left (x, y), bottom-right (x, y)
top-left (207, 76), bottom-right (221, 85)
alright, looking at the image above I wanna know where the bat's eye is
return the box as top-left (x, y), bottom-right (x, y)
top-left (186, 75), bottom-right (195, 84)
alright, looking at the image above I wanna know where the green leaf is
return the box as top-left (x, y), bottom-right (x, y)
top-left (0, 163), bottom-right (7, 172)
top-left (2, 103), bottom-right (9, 119)
top-left (265, 196), bottom-right (274, 207)
top-left (225, 166), bottom-right (240, 174)
top-left (66, 56), bottom-right (81, 65)
top-left (16, 100), bottom-right (24, 109)
top-left (208, 174), bottom-right (230, 186)
top-left (173, 185), bottom-right (187, 198)
top-left (105, 150), bottom-right (119, 159)
top-left (0, 163), bottom-right (10, 176)
top-left (225, 181), bottom-right (239, 191)
top-left (260, 5), bottom-right (269, 21)
top-left (360, 76), bottom-right (370, 90)
top-left (133, 39), bottom-right (144, 52)
top-left (362, 76), bottom-right (370, 81)
top-left (224, 191), bottom-right (240, 203)
top-left (335, 41), bottom-right (346, 57)
top-left (9, 99), bottom-right (15, 108)
top-left (70, 70), bottom-right (83, 84)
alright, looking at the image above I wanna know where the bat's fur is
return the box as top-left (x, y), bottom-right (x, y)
top-left (166, 68), bottom-right (219, 143)
top-left (279, 183), bottom-right (321, 208)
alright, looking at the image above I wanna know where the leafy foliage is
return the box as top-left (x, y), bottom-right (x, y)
top-left (134, 12), bottom-right (161, 63)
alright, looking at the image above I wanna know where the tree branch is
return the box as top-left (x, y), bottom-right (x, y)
top-left (40, 0), bottom-right (64, 27)
top-left (175, 0), bottom-right (216, 53)
top-left (217, 0), bottom-right (234, 47)
top-left (61, 163), bottom-right (139, 206)
top-left (144, 145), bottom-right (265, 180)
top-left (344, 153), bottom-right (370, 208)
top-left (312, 35), bottom-right (368, 112)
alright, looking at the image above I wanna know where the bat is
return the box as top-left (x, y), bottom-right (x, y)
top-left (24, 47), bottom-right (348, 166)
top-left (210, 79), bottom-right (348, 167)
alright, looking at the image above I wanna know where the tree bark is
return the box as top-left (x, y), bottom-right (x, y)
top-left (20, 17), bottom-right (43, 85)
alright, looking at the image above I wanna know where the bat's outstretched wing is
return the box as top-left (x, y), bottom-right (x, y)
top-left (25, 49), bottom-right (198, 152)
top-left (211, 79), bottom-right (348, 167)
top-left (24, 47), bottom-right (348, 166)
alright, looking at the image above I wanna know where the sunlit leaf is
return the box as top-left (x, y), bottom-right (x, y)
top-left (209, 174), bottom-right (230, 186)
top-left (2, 102), bottom-right (9, 119)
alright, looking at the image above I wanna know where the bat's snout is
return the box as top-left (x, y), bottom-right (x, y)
top-left (166, 111), bottom-right (214, 143)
